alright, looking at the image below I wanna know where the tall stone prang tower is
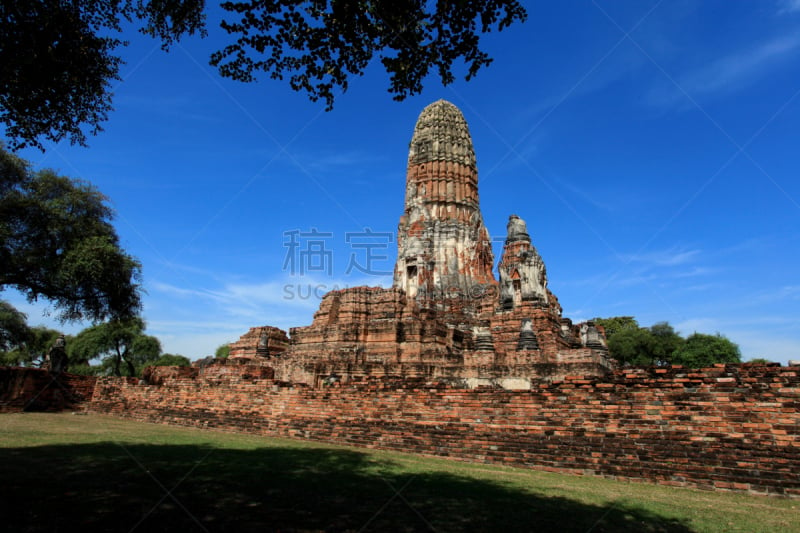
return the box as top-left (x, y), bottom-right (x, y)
top-left (231, 100), bottom-right (614, 388)
top-left (393, 100), bottom-right (495, 300)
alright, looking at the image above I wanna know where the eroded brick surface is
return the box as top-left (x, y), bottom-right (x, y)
top-left (86, 364), bottom-right (800, 496)
top-left (0, 367), bottom-right (96, 412)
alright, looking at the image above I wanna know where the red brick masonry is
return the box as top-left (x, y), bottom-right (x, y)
top-left (84, 363), bottom-right (799, 497)
top-left (0, 367), bottom-right (97, 412)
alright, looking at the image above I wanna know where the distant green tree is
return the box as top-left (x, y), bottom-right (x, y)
top-left (2, 326), bottom-right (63, 367)
top-left (593, 316), bottom-right (639, 340)
top-left (66, 363), bottom-right (103, 376)
top-left (607, 327), bottom-right (655, 367)
top-left (648, 322), bottom-right (684, 366)
top-left (0, 301), bottom-right (72, 368)
top-left (0, 148), bottom-right (142, 322)
top-left (69, 318), bottom-right (160, 376)
top-left (672, 333), bottom-right (741, 368)
top-left (747, 357), bottom-right (772, 365)
top-left (152, 353), bottom-right (191, 367)
top-left (215, 343), bottom-right (231, 359)
top-left (0, 300), bottom-right (30, 354)
top-left (598, 316), bottom-right (742, 369)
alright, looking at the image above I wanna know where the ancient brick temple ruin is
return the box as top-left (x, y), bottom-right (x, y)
top-left (230, 100), bottom-right (614, 388)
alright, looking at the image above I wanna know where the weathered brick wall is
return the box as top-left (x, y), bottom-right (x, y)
top-left (86, 364), bottom-right (800, 496)
top-left (0, 367), bottom-right (97, 412)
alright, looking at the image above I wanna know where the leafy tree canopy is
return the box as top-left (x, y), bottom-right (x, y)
top-left (1, 0), bottom-right (526, 149)
top-left (0, 300), bottom-right (30, 353)
top-left (648, 321), bottom-right (684, 367)
top-left (1, 324), bottom-right (64, 367)
top-left (593, 316), bottom-right (639, 340)
top-left (606, 326), bottom-right (655, 367)
top-left (1, 299), bottom-right (70, 367)
top-left (152, 353), bottom-right (192, 366)
top-left (672, 333), bottom-right (741, 369)
top-left (598, 317), bottom-right (740, 369)
top-left (215, 343), bottom-right (231, 358)
top-left (69, 318), bottom-right (161, 376)
top-left (0, 0), bottom-right (206, 149)
top-left (212, 0), bottom-right (527, 110)
top-left (0, 147), bottom-right (142, 322)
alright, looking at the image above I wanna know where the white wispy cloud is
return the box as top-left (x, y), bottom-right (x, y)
top-left (777, 0), bottom-right (800, 14)
top-left (552, 175), bottom-right (614, 212)
top-left (673, 317), bottom-right (724, 335)
top-left (648, 33), bottom-right (800, 108)
top-left (152, 271), bottom-right (391, 312)
top-left (616, 273), bottom-right (659, 288)
top-left (286, 149), bottom-right (388, 176)
top-left (670, 266), bottom-right (716, 278)
top-left (623, 247), bottom-right (701, 267)
top-left (151, 273), bottom-right (391, 316)
top-left (680, 282), bottom-right (721, 293)
top-left (752, 285), bottom-right (800, 303)
top-left (146, 271), bottom-right (393, 357)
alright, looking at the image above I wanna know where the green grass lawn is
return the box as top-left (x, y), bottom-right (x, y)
top-left (0, 413), bottom-right (796, 532)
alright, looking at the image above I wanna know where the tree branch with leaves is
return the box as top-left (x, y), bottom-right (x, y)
top-left (0, 147), bottom-right (142, 322)
top-left (69, 318), bottom-right (161, 376)
top-left (1, 1), bottom-right (526, 149)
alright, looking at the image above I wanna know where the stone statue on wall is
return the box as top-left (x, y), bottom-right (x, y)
top-left (47, 334), bottom-right (69, 374)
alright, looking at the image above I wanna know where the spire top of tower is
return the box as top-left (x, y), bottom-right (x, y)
top-left (408, 100), bottom-right (475, 168)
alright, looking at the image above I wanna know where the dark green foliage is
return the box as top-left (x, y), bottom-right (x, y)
top-left (593, 316), bottom-right (639, 340)
top-left (69, 318), bottom-right (161, 377)
top-left (672, 333), bottom-right (741, 368)
top-left (0, 300), bottom-right (30, 353)
top-left (152, 353), bottom-right (191, 366)
top-left (215, 343), bottom-right (231, 358)
top-left (1, 325), bottom-right (63, 367)
top-left (0, 147), bottom-right (142, 322)
top-left (649, 322), bottom-right (684, 366)
top-left (2, 1), bottom-right (525, 149)
top-left (66, 363), bottom-right (102, 376)
top-left (599, 317), bottom-right (739, 369)
top-left (607, 326), bottom-right (655, 367)
top-left (747, 357), bottom-right (772, 364)
top-left (0, 1), bottom-right (206, 149)
top-left (212, 1), bottom-right (527, 110)
top-left (0, 299), bottom-right (70, 367)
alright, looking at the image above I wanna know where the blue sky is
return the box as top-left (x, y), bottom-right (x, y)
top-left (6, 1), bottom-right (800, 363)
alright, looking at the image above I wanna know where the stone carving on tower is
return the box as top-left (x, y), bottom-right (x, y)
top-left (231, 100), bottom-right (614, 388)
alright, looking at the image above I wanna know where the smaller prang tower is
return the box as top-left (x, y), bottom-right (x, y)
top-left (498, 215), bottom-right (549, 309)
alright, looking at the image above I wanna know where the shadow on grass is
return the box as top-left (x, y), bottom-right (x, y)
top-left (0, 442), bottom-right (694, 532)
